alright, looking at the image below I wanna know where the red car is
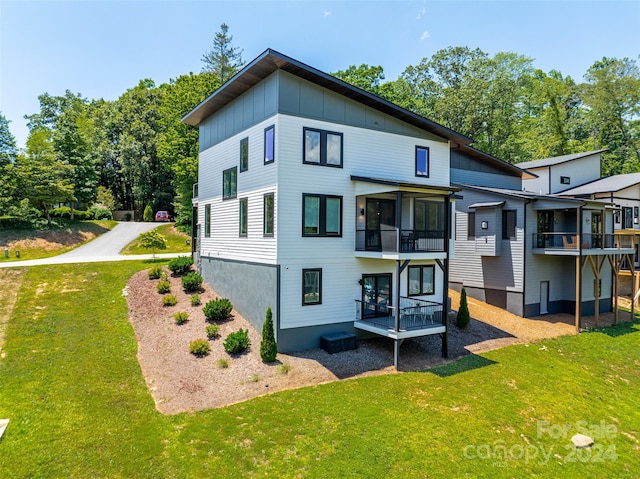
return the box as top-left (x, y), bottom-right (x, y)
top-left (155, 210), bottom-right (170, 222)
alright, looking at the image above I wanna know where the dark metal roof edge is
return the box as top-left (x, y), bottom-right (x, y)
top-left (516, 149), bottom-right (609, 170)
top-left (351, 175), bottom-right (461, 193)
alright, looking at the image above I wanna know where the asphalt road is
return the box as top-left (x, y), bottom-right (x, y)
top-left (0, 222), bottom-right (184, 268)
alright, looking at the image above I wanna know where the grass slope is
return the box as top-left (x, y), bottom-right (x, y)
top-left (120, 224), bottom-right (191, 255)
top-left (0, 262), bottom-right (638, 478)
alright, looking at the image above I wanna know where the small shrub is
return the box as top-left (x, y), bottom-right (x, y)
top-left (89, 205), bottom-right (113, 220)
top-left (190, 294), bottom-right (202, 306)
top-left (215, 358), bottom-right (229, 369)
top-left (260, 306), bottom-right (278, 362)
top-left (457, 288), bottom-right (470, 328)
top-left (182, 272), bottom-right (203, 293)
top-left (206, 323), bottom-right (220, 339)
top-left (173, 311), bottom-right (189, 325)
top-left (162, 295), bottom-right (177, 307)
top-left (224, 328), bottom-right (250, 354)
top-left (156, 279), bottom-right (171, 294)
top-left (168, 256), bottom-right (194, 276)
top-left (143, 204), bottom-right (153, 222)
top-left (189, 339), bottom-right (210, 356)
top-left (277, 364), bottom-right (291, 375)
top-left (148, 266), bottom-right (162, 280)
top-left (248, 374), bottom-right (260, 383)
top-left (203, 298), bottom-right (233, 322)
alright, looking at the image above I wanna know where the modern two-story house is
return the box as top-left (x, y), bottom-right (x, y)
top-left (183, 49), bottom-right (473, 367)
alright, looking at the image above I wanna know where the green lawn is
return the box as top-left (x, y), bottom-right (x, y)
top-left (0, 262), bottom-right (638, 478)
top-left (0, 220), bottom-right (117, 262)
top-left (120, 223), bottom-right (191, 255)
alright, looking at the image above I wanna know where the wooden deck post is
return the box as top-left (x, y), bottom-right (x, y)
top-left (575, 255), bottom-right (582, 333)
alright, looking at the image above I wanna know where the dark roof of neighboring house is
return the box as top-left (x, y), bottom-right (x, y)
top-left (453, 183), bottom-right (584, 203)
top-left (514, 149), bottom-right (608, 170)
top-left (455, 145), bottom-right (537, 179)
top-left (559, 172), bottom-right (640, 196)
top-left (182, 48), bottom-right (473, 145)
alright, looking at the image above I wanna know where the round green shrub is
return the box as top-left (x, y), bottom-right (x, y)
top-left (168, 256), bottom-right (194, 276)
top-left (224, 328), bottom-right (250, 354)
top-left (162, 295), bottom-right (177, 307)
top-left (173, 311), bottom-right (189, 324)
top-left (190, 294), bottom-right (202, 306)
top-left (156, 279), bottom-right (171, 294)
top-left (148, 266), bottom-right (162, 280)
top-left (206, 323), bottom-right (220, 339)
top-left (89, 205), bottom-right (113, 220)
top-left (182, 272), bottom-right (203, 293)
top-left (203, 298), bottom-right (233, 321)
top-left (189, 339), bottom-right (210, 356)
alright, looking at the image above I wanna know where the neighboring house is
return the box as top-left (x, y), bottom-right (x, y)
top-left (450, 146), bottom-right (635, 328)
top-left (516, 149), bottom-right (606, 194)
top-left (182, 49), bottom-right (474, 367)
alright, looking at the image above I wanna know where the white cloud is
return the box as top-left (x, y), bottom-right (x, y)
top-left (420, 30), bottom-right (430, 41)
top-left (416, 7), bottom-right (426, 20)
top-left (323, 10), bottom-right (332, 17)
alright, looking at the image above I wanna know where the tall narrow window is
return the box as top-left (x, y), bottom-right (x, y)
top-left (502, 210), bottom-right (516, 240)
top-left (302, 194), bottom-right (342, 237)
top-left (264, 193), bottom-right (274, 236)
top-left (223, 167), bottom-right (237, 199)
top-left (408, 265), bottom-right (435, 296)
top-left (264, 125), bottom-right (275, 164)
top-left (204, 204), bottom-right (211, 237)
top-left (302, 268), bottom-right (322, 305)
top-left (415, 146), bottom-right (430, 177)
top-left (467, 212), bottom-right (475, 240)
top-left (239, 198), bottom-right (248, 237)
top-left (303, 128), bottom-right (343, 167)
top-left (240, 137), bottom-right (249, 172)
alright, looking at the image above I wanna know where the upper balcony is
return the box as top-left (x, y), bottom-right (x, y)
top-left (532, 232), bottom-right (635, 256)
top-left (356, 228), bottom-right (445, 255)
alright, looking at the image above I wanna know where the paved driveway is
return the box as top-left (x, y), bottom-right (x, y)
top-left (0, 222), bottom-right (183, 268)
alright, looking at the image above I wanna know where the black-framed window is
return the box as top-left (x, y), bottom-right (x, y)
top-left (264, 125), bottom-right (275, 164)
top-left (239, 197), bottom-right (248, 237)
top-left (468, 211), bottom-right (476, 240)
top-left (560, 176), bottom-right (571, 185)
top-left (223, 167), bottom-right (237, 199)
top-left (303, 128), bottom-right (343, 167)
top-left (204, 204), bottom-right (211, 238)
top-left (302, 268), bottom-right (322, 305)
top-left (240, 137), bottom-right (249, 172)
top-left (415, 146), bottom-right (430, 177)
top-left (502, 210), bottom-right (517, 240)
top-left (264, 193), bottom-right (274, 236)
top-left (302, 194), bottom-right (342, 237)
top-left (408, 265), bottom-right (435, 296)
top-left (414, 199), bottom-right (444, 235)
top-left (615, 209), bottom-right (621, 224)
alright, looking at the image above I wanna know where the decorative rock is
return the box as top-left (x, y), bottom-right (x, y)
top-left (571, 433), bottom-right (594, 448)
top-left (0, 419), bottom-right (9, 441)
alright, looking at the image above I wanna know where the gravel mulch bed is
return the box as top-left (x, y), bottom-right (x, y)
top-left (127, 269), bottom-right (634, 415)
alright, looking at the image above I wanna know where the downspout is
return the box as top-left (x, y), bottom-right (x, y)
top-left (442, 193), bottom-right (451, 358)
top-left (548, 166), bottom-right (552, 194)
top-left (576, 204), bottom-right (584, 332)
top-left (522, 198), bottom-right (533, 317)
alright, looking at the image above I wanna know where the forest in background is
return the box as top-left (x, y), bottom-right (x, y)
top-left (1, 24), bottom-right (638, 230)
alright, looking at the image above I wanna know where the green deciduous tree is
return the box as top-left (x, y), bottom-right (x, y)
top-left (332, 64), bottom-right (385, 95)
top-left (201, 23), bottom-right (244, 84)
top-left (0, 111), bottom-right (17, 167)
top-left (138, 229), bottom-right (167, 259)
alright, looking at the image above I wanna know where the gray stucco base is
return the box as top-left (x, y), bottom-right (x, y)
top-left (524, 298), bottom-right (613, 318)
top-left (199, 256), bottom-right (278, 336)
top-left (277, 322), bottom-right (363, 353)
top-left (449, 282), bottom-right (524, 317)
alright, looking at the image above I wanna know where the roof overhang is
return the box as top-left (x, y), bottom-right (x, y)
top-left (351, 175), bottom-right (460, 196)
top-left (468, 201), bottom-right (505, 209)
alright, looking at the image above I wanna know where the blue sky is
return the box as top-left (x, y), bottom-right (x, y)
top-left (1, 0), bottom-right (639, 148)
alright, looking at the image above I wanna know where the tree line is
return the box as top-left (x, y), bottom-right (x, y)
top-left (0, 25), bottom-right (638, 230)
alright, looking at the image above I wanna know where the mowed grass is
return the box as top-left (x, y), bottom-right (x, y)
top-left (0, 220), bottom-right (117, 262)
top-left (0, 262), bottom-right (639, 478)
top-left (120, 223), bottom-right (191, 255)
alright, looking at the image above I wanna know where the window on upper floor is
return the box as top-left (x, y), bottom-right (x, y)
top-left (303, 128), bottom-right (343, 167)
top-left (408, 265), bottom-right (435, 296)
top-left (302, 268), bottom-right (322, 305)
top-left (468, 212), bottom-right (476, 240)
top-left (502, 210), bottom-right (516, 240)
top-left (204, 204), bottom-right (211, 237)
top-left (415, 146), bottom-right (430, 177)
top-left (264, 125), bottom-right (275, 164)
top-left (240, 137), bottom-right (249, 172)
top-left (560, 176), bottom-right (570, 185)
top-left (303, 194), bottom-right (342, 237)
top-left (239, 197), bottom-right (248, 237)
top-left (223, 167), bottom-right (237, 199)
top-left (415, 200), bottom-right (444, 236)
top-left (264, 193), bottom-right (274, 236)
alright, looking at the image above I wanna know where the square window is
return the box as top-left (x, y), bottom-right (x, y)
top-left (264, 193), bottom-right (274, 236)
top-left (303, 128), bottom-right (343, 167)
top-left (408, 265), bottom-right (435, 296)
top-left (204, 204), bottom-right (211, 238)
top-left (415, 146), bottom-right (429, 177)
top-left (302, 194), bottom-right (342, 237)
top-left (239, 198), bottom-right (248, 237)
top-left (240, 137), bottom-right (249, 172)
top-left (302, 268), bottom-right (322, 305)
top-left (223, 167), bottom-right (237, 199)
top-left (264, 125), bottom-right (275, 164)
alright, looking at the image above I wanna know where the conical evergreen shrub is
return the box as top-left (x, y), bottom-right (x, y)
top-left (260, 307), bottom-right (278, 362)
top-left (457, 288), bottom-right (470, 328)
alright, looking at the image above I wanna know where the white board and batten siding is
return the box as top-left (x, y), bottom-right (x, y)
top-left (275, 113), bottom-right (450, 330)
top-left (198, 117), bottom-right (279, 264)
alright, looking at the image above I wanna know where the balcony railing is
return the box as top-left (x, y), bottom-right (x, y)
top-left (355, 229), bottom-right (446, 253)
top-left (355, 297), bottom-right (444, 331)
top-left (533, 233), bottom-right (635, 250)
